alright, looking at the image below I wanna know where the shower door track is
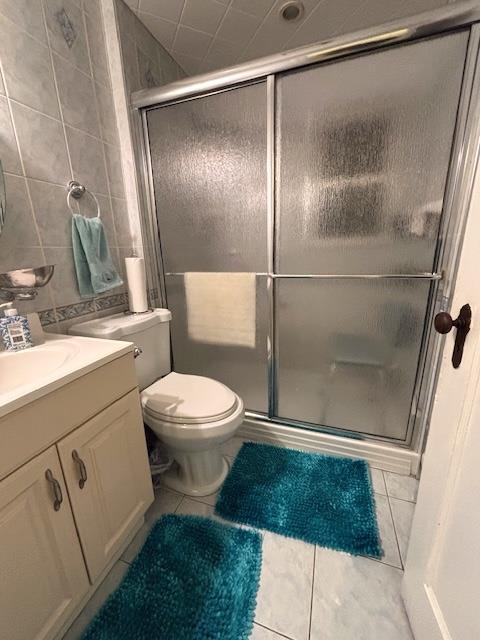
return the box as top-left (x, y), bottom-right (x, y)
top-left (133, 5), bottom-right (480, 457)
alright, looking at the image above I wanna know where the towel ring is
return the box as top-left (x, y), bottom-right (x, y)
top-left (66, 180), bottom-right (100, 218)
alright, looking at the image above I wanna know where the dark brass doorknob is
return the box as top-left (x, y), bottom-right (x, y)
top-left (434, 311), bottom-right (455, 334)
top-left (434, 304), bottom-right (471, 368)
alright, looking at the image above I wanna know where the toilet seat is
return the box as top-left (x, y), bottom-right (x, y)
top-left (141, 372), bottom-right (238, 424)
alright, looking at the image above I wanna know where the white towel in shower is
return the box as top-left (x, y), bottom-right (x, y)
top-left (184, 272), bottom-right (256, 348)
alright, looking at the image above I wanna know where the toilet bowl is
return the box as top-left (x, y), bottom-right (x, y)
top-left (68, 310), bottom-right (244, 497)
top-left (142, 372), bottom-right (244, 496)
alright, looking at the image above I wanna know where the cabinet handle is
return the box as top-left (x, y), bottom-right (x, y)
top-left (72, 450), bottom-right (88, 489)
top-left (45, 469), bottom-right (63, 511)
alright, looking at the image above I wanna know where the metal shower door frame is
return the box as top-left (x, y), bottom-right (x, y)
top-left (132, 3), bottom-right (480, 454)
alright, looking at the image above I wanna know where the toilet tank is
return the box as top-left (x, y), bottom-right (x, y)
top-left (68, 309), bottom-right (172, 390)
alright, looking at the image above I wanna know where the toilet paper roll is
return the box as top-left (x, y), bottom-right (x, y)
top-left (125, 257), bottom-right (148, 313)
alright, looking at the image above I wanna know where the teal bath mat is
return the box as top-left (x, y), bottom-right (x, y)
top-left (215, 443), bottom-right (382, 557)
top-left (81, 514), bottom-right (262, 640)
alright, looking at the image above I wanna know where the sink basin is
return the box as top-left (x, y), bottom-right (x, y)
top-left (2, 341), bottom-right (79, 394)
top-left (0, 334), bottom-right (133, 418)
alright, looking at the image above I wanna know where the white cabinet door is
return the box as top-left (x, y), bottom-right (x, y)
top-left (58, 390), bottom-right (154, 582)
top-left (0, 446), bottom-right (89, 640)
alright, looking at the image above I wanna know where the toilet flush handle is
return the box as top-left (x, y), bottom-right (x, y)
top-left (133, 345), bottom-right (143, 358)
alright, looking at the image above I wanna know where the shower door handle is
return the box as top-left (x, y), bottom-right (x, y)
top-left (434, 304), bottom-right (471, 369)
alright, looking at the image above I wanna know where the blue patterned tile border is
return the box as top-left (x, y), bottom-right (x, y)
top-left (39, 292), bottom-right (129, 327)
top-left (38, 289), bottom-right (160, 327)
top-left (38, 308), bottom-right (58, 327)
top-left (95, 292), bottom-right (128, 312)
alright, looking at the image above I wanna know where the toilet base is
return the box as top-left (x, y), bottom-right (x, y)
top-left (162, 450), bottom-right (230, 497)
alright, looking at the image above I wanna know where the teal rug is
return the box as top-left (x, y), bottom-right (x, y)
top-left (215, 443), bottom-right (382, 557)
top-left (81, 514), bottom-right (262, 640)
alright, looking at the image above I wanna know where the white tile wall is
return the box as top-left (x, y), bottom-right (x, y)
top-left (0, 0), bottom-right (133, 327)
top-left (130, 0), bottom-right (452, 76)
top-left (114, 0), bottom-right (186, 94)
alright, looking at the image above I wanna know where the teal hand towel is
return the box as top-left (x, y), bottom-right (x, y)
top-left (72, 214), bottom-right (123, 297)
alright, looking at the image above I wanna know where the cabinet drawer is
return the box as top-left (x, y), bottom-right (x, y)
top-left (0, 446), bottom-right (89, 640)
top-left (57, 390), bottom-right (154, 582)
top-left (0, 354), bottom-right (137, 481)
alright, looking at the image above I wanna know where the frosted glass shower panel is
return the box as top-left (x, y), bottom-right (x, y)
top-left (166, 275), bottom-right (268, 413)
top-left (275, 32), bottom-right (468, 275)
top-left (147, 83), bottom-right (268, 273)
top-left (276, 278), bottom-right (431, 440)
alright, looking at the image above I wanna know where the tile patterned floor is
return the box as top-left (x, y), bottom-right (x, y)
top-left (62, 439), bottom-right (418, 640)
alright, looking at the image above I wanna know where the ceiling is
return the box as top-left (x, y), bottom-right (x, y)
top-left (123, 0), bottom-right (454, 76)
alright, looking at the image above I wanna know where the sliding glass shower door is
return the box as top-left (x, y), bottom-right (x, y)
top-left (145, 30), bottom-right (469, 443)
top-left (274, 32), bottom-right (468, 440)
top-left (147, 83), bottom-right (269, 413)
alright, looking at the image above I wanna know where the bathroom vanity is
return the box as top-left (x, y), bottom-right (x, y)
top-left (0, 335), bottom-right (154, 640)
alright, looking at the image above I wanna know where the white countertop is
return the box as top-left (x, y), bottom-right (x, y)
top-left (0, 333), bottom-right (133, 418)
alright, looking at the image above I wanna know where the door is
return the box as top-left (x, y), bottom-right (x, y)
top-left (146, 81), bottom-right (269, 413)
top-left (146, 32), bottom-right (470, 443)
top-left (274, 31), bottom-right (468, 440)
top-left (57, 391), bottom-right (153, 582)
top-left (402, 122), bottom-right (480, 637)
top-left (0, 446), bottom-right (89, 640)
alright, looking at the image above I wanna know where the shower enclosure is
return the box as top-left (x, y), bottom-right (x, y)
top-left (133, 3), bottom-right (480, 457)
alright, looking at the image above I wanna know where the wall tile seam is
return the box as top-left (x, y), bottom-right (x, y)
top-left (107, 0), bottom-right (143, 254)
top-left (0, 8), bottom-right (50, 51)
top-left (3, 171), bottom-right (116, 201)
top-left (190, 0), bottom-right (246, 65)
top-left (24, 0), bottom-right (84, 318)
top-left (170, 0), bottom-right (188, 54)
top-left (7, 95), bottom-right (123, 161)
top-left (0, 36), bottom-right (55, 310)
top-left (104, 1), bottom-right (141, 250)
top-left (6, 94), bottom-right (131, 152)
top-left (0, 1), bottom-right (110, 93)
top-left (82, 4), bottom-right (124, 253)
top-left (52, 40), bottom-right (112, 91)
top-left (134, 32), bottom-right (168, 75)
top-left (40, 0), bottom-right (75, 199)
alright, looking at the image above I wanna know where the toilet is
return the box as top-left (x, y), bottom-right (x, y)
top-left (69, 309), bottom-right (244, 496)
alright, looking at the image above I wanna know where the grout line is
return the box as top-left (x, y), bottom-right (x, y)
top-left (51, 49), bottom-right (93, 81)
top-left (254, 621), bottom-right (295, 640)
top-left (388, 495), bottom-right (417, 505)
top-left (83, 6), bottom-right (123, 252)
top-left (188, 494), bottom-right (217, 508)
top-left (308, 545), bottom-right (316, 639)
top-left (120, 557), bottom-right (132, 566)
top-left (0, 7), bottom-right (50, 50)
top-left (174, 495), bottom-right (186, 513)
top-left (379, 470), bottom-right (419, 501)
top-left (200, 0), bottom-right (234, 65)
top-left (0, 17), bottom-right (57, 318)
top-left (170, 0), bottom-right (188, 52)
top-left (7, 96), bottom-right (121, 149)
top-left (365, 554), bottom-right (404, 571)
top-left (281, 0), bottom-right (328, 50)
top-left (375, 468), bottom-right (387, 496)
top-left (40, 1), bottom-right (76, 204)
top-left (233, 0), bottom-right (296, 64)
top-left (8, 96), bottom-right (63, 123)
top-left (5, 172), bottom-right (113, 200)
top-left (386, 491), bottom-right (404, 570)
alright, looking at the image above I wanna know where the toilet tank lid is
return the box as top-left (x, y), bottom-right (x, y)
top-left (68, 308), bottom-right (171, 340)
